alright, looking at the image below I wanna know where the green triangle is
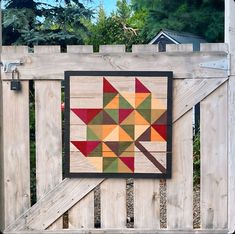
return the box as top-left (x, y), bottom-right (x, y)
top-left (137, 94), bottom-right (151, 109)
top-left (89, 111), bottom-right (103, 125)
top-left (119, 94), bottom-right (133, 109)
top-left (103, 93), bottom-right (117, 108)
top-left (137, 109), bottom-right (151, 123)
top-left (104, 109), bottom-right (119, 124)
top-left (120, 125), bottom-right (135, 140)
top-left (119, 142), bottom-right (133, 155)
top-left (103, 158), bottom-right (118, 172)
top-left (87, 127), bottom-right (100, 141)
top-left (88, 143), bottom-right (102, 157)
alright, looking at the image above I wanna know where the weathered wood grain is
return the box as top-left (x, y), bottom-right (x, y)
top-left (99, 45), bottom-right (125, 53)
top-left (2, 81), bottom-right (31, 227)
top-left (1, 51), bottom-right (228, 80)
top-left (134, 179), bottom-right (160, 228)
top-left (35, 46), bottom-right (63, 230)
top-left (173, 78), bottom-right (227, 122)
top-left (2, 46), bottom-right (28, 54)
top-left (200, 43), bottom-right (229, 52)
top-left (67, 45), bottom-right (93, 53)
top-left (68, 192), bottom-right (94, 229)
top-left (166, 44), bottom-right (193, 52)
top-left (225, 1), bottom-right (235, 232)
top-left (3, 229), bottom-right (229, 234)
top-left (200, 83), bottom-right (228, 229)
top-left (100, 179), bottom-right (126, 228)
top-left (5, 178), bottom-right (104, 232)
top-left (132, 44), bottom-right (158, 53)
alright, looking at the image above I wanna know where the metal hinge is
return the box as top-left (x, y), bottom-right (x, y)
top-left (199, 56), bottom-right (230, 75)
top-left (0, 60), bottom-right (23, 73)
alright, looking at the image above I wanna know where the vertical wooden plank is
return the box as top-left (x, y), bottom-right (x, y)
top-left (225, 0), bottom-right (235, 232)
top-left (167, 44), bottom-right (193, 230)
top-left (0, 47), bottom-right (30, 230)
top-left (67, 45), bottom-right (95, 229)
top-left (132, 44), bottom-right (160, 229)
top-left (200, 83), bottom-right (228, 229)
top-left (99, 45), bottom-right (126, 228)
top-left (34, 46), bottom-right (63, 230)
top-left (2, 80), bottom-right (31, 227)
top-left (100, 179), bottom-right (126, 228)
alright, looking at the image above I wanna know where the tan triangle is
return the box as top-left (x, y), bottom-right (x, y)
top-left (151, 98), bottom-right (166, 109)
top-left (135, 93), bottom-right (150, 108)
top-left (151, 109), bottom-right (166, 124)
top-left (120, 143), bottom-right (134, 157)
top-left (120, 92), bottom-right (135, 108)
top-left (87, 157), bottom-right (103, 172)
top-left (104, 126), bottom-right (119, 141)
top-left (135, 110), bottom-right (150, 125)
top-left (135, 125), bottom-right (149, 139)
top-left (105, 94), bottom-right (119, 109)
top-left (102, 125), bottom-right (117, 139)
top-left (118, 159), bottom-right (133, 173)
top-left (88, 125), bottom-right (103, 139)
top-left (119, 127), bottom-right (133, 141)
top-left (120, 111), bottom-right (135, 125)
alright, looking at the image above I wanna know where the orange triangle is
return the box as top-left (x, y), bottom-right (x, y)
top-left (119, 127), bottom-right (133, 141)
top-left (102, 125), bottom-right (117, 139)
top-left (102, 142), bottom-right (117, 157)
top-left (105, 94), bottom-right (119, 109)
top-left (104, 126), bottom-right (119, 141)
top-left (118, 159), bottom-right (133, 173)
top-left (151, 98), bottom-right (166, 109)
top-left (135, 111), bottom-right (149, 125)
top-left (151, 127), bottom-right (166, 142)
top-left (135, 93), bottom-right (150, 108)
top-left (120, 92), bottom-right (135, 108)
top-left (135, 125), bottom-right (149, 139)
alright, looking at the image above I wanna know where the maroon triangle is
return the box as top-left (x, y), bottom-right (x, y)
top-left (119, 109), bottom-right (134, 124)
top-left (152, 124), bottom-right (167, 141)
top-left (103, 77), bottom-right (118, 93)
top-left (71, 141), bottom-right (101, 156)
top-left (71, 108), bottom-right (102, 124)
top-left (120, 157), bottom-right (134, 172)
top-left (135, 78), bottom-right (151, 93)
top-left (137, 127), bottom-right (151, 141)
top-left (105, 141), bottom-right (119, 156)
top-left (153, 111), bottom-right (167, 125)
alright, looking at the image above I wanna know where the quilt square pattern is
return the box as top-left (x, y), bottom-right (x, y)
top-left (65, 71), bottom-right (172, 178)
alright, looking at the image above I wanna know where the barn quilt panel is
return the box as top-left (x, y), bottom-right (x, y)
top-left (65, 71), bottom-right (173, 178)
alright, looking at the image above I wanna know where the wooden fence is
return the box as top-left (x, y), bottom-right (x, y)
top-left (0, 41), bottom-right (233, 234)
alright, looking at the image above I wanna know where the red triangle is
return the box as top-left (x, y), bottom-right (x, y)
top-left (71, 108), bottom-right (102, 124)
top-left (103, 77), bottom-right (118, 93)
top-left (71, 141), bottom-right (101, 156)
top-left (120, 157), bottom-right (134, 172)
top-left (119, 109), bottom-right (134, 123)
top-left (135, 78), bottom-right (151, 93)
top-left (152, 124), bottom-right (167, 141)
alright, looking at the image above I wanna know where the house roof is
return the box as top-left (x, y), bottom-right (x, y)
top-left (149, 29), bottom-right (207, 51)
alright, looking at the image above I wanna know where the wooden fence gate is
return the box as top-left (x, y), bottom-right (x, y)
top-left (0, 41), bottom-right (231, 234)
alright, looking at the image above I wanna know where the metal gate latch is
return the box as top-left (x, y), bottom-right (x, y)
top-left (0, 60), bottom-right (23, 73)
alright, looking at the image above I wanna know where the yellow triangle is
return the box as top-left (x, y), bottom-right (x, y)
top-left (135, 125), bottom-right (149, 139)
top-left (120, 92), bottom-right (135, 108)
top-left (87, 157), bottom-right (103, 172)
top-left (151, 127), bottom-right (166, 142)
top-left (135, 93), bottom-right (150, 108)
top-left (105, 94), bottom-right (119, 109)
top-left (118, 159), bottom-right (133, 173)
top-left (119, 127), bottom-right (133, 141)
top-left (151, 98), bottom-right (166, 109)
top-left (102, 125), bottom-right (117, 139)
top-left (104, 126), bottom-right (119, 141)
top-left (135, 110), bottom-right (150, 125)
top-left (102, 142), bottom-right (117, 157)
